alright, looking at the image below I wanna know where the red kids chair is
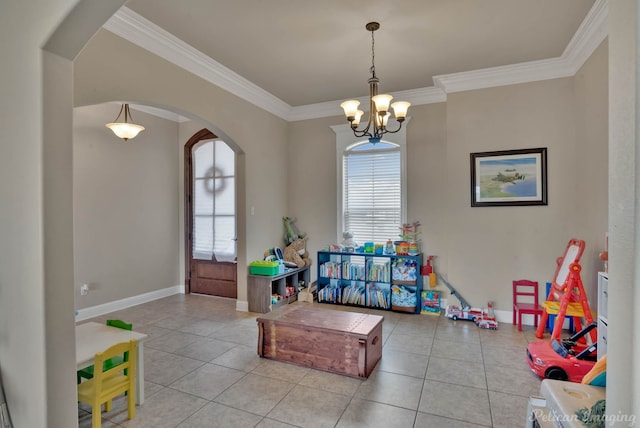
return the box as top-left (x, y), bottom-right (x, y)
top-left (513, 279), bottom-right (543, 331)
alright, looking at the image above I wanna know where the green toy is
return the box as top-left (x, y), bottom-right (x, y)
top-left (283, 217), bottom-right (306, 245)
top-left (575, 399), bottom-right (606, 428)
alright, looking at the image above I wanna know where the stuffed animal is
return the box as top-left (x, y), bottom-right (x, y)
top-left (283, 238), bottom-right (312, 268)
top-left (341, 231), bottom-right (357, 250)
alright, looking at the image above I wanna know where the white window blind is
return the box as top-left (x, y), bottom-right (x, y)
top-left (343, 141), bottom-right (401, 244)
top-left (192, 139), bottom-right (236, 262)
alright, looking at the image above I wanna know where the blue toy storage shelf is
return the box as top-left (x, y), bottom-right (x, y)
top-left (317, 251), bottom-right (423, 313)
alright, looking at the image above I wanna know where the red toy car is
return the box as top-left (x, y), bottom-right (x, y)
top-left (526, 322), bottom-right (598, 382)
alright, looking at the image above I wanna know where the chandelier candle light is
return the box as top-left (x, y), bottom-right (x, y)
top-left (105, 103), bottom-right (145, 141)
top-left (340, 22), bottom-right (410, 144)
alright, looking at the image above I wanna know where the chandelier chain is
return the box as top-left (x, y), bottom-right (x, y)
top-left (370, 29), bottom-right (376, 78)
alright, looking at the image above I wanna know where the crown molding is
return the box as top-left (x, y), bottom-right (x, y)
top-left (103, 8), bottom-right (292, 121)
top-left (129, 103), bottom-right (189, 123)
top-left (434, 0), bottom-right (607, 94)
top-left (104, 1), bottom-right (607, 121)
top-left (433, 57), bottom-right (576, 94)
top-left (562, 0), bottom-right (608, 74)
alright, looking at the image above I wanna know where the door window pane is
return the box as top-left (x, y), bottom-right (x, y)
top-left (192, 139), bottom-right (236, 261)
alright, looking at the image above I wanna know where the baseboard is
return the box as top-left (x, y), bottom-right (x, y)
top-left (236, 300), bottom-right (249, 312)
top-left (75, 285), bottom-right (184, 322)
top-left (495, 309), bottom-right (511, 323)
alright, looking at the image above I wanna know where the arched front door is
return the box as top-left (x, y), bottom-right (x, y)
top-left (184, 129), bottom-right (237, 298)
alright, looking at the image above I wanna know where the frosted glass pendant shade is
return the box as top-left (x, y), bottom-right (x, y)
top-left (340, 100), bottom-right (361, 119)
top-left (105, 104), bottom-right (145, 141)
top-left (391, 101), bottom-right (411, 121)
top-left (106, 122), bottom-right (145, 140)
top-left (371, 94), bottom-right (393, 113)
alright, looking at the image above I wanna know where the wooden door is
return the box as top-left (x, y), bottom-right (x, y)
top-left (185, 129), bottom-right (237, 298)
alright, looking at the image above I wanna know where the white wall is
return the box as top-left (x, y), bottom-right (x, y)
top-left (73, 103), bottom-right (180, 308)
top-left (608, 0), bottom-right (640, 420)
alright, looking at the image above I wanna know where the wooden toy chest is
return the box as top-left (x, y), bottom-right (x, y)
top-left (256, 306), bottom-right (383, 378)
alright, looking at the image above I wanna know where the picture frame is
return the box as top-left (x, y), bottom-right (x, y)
top-left (470, 147), bottom-right (547, 207)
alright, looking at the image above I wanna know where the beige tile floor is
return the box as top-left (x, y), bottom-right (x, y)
top-left (78, 294), bottom-right (546, 427)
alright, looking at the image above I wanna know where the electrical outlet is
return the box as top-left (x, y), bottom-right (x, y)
top-left (80, 284), bottom-right (89, 296)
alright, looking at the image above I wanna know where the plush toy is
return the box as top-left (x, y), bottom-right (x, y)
top-left (283, 238), bottom-right (312, 268)
top-left (341, 231), bottom-right (357, 250)
top-left (283, 217), bottom-right (306, 245)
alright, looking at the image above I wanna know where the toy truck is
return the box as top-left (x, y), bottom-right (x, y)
top-left (439, 274), bottom-right (499, 330)
top-left (445, 305), bottom-right (484, 321)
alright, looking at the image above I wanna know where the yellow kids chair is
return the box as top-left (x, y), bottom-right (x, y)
top-left (77, 319), bottom-right (132, 383)
top-left (77, 339), bottom-right (137, 428)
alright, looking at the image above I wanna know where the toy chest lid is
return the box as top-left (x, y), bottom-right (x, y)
top-left (249, 260), bottom-right (279, 276)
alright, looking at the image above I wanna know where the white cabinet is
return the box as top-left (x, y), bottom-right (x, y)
top-left (597, 272), bottom-right (608, 359)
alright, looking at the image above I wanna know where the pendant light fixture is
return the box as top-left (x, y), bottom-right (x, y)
top-left (340, 22), bottom-right (410, 144)
top-left (105, 103), bottom-right (145, 141)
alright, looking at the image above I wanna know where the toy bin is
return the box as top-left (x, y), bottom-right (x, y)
top-left (391, 284), bottom-right (418, 313)
top-left (249, 260), bottom-right (280, 276)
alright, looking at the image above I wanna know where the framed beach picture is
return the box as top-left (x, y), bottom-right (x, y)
top-left (470, 148), bottom-right (547, 207)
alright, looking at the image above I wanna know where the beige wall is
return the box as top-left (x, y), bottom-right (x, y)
top-left (406, 102), bottom-right (449, 271)
top-left (2, 2), bottom-right (635, 426)
top-left (608, 0), bottom-right (640, 419)
top-left (74, 29), bottom-right (291, 305)
top-left (43, 50), bottom-right (79, 427)
top-left (73, 103), bottom-right (180, 308)
top-left (71, 17), bottom-right (609, 316)
top-left (445, 79), bottom-right (576, 308)
top-left (287, 117), bottom-right (342, 261)
top-left (572, 41), bottom-right (609, 302)
top-left (0, 1), bottom-right (125, 426)
top-left (289, 49), bottom-right (608, 313)
top-left (444, 74), bottom-right (607, 309)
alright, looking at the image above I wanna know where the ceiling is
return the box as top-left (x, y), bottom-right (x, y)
top-left (110, 0), bottom-right (603, 119)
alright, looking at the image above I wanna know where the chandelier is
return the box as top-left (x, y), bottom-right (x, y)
top-left (340, 22), bottom-right (410, 144)
top-left (105, 103), bottom-right (145, 141)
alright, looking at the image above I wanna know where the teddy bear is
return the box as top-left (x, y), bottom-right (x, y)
top-left (283, 238), bottom-right (312, 268)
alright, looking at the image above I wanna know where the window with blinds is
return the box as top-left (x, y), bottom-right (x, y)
top-left (343, 141), bottom-right (402, 244)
